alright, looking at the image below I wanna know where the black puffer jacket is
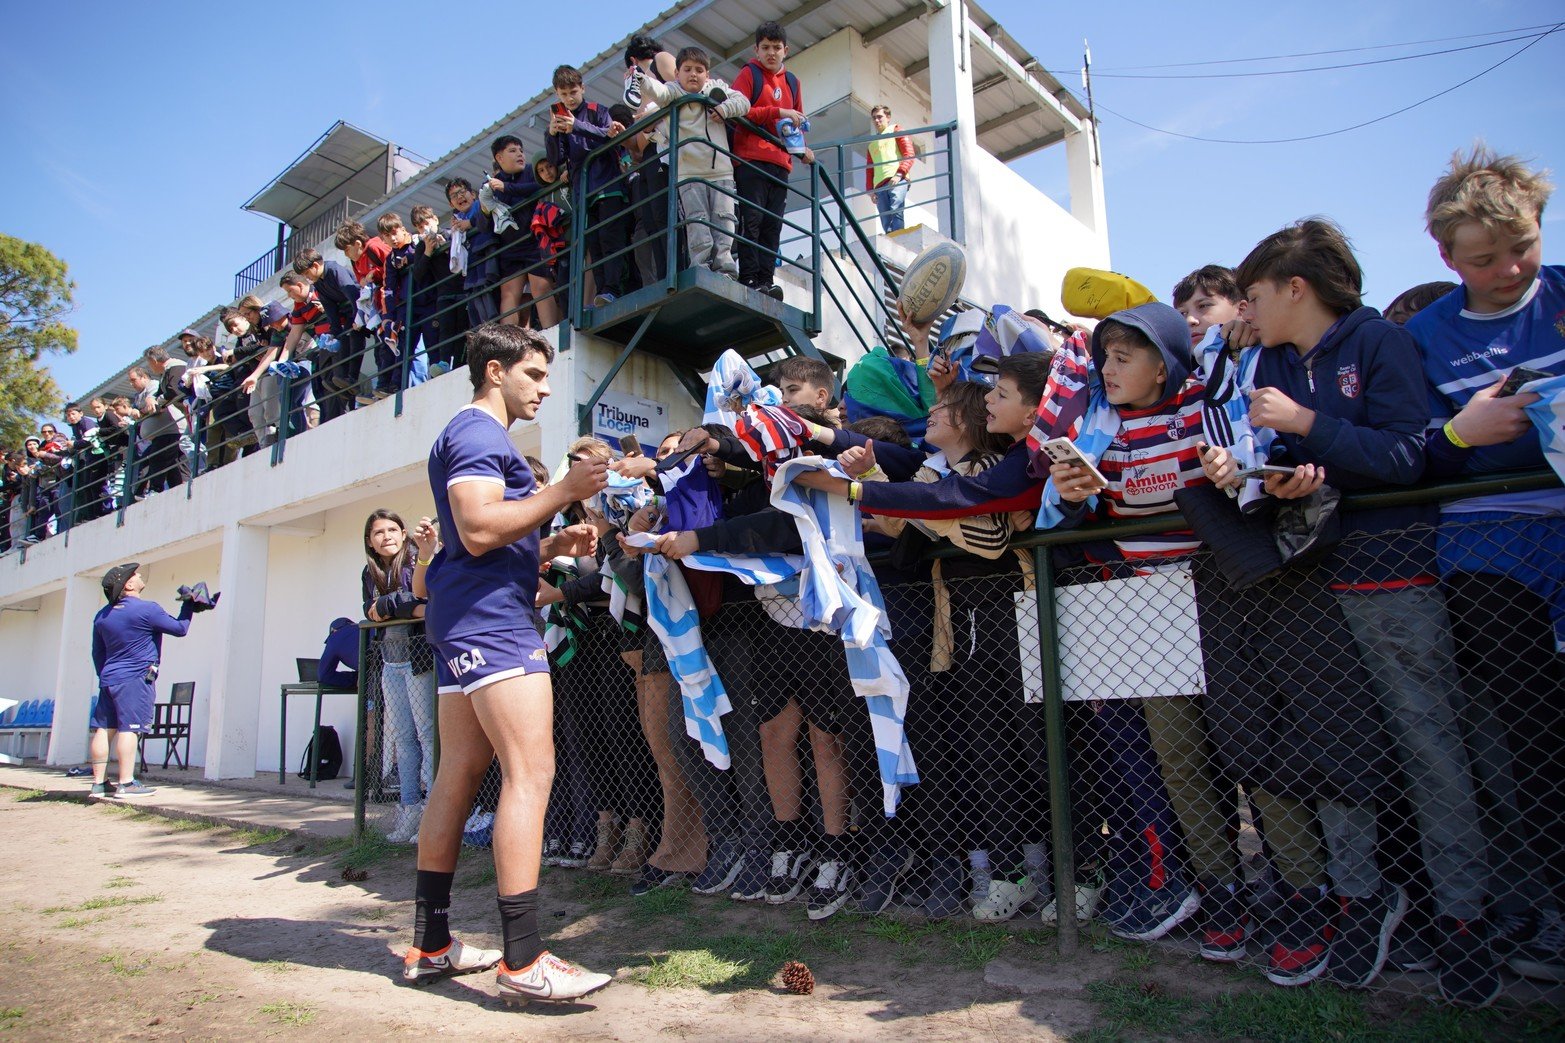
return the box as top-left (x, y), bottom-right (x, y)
top-left (1191, 555), bottom-right (1393, 804)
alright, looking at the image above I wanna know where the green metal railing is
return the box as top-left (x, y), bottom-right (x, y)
top-left (4, 112), bottom-right (961, 560)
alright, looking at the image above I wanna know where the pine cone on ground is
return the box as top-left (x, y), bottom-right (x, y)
top-left (780, 960), bottom-right (814, 995)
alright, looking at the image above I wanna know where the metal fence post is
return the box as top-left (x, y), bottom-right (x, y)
top-left (270, 374), bottom-right (291, 467)
top-left (353, 623), bottom-right (369, 839)
top-left (947, 129), bottom-right (964, 245)
top-left (116, 438), bottom-right (136, 527)
top-left (664, 115), bottom-right (681, 295)
top-left (1032, 543), bottom-right (1077, 955)
top-left (396, 263), bottom-right (414, 418)
top-left (810, 163), bottom-right (823, 331)
top-left (186, 412), bottom-right (201, 499)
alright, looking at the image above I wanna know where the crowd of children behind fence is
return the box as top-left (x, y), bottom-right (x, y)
top-left (1, 22), bottom-right (822, 529)
top-left (3, 20), bottom-right (1559, 1013)
top-left (344, 143), bottom-right (1562, 1013)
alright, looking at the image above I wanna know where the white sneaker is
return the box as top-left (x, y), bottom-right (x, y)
top-left (402, 936), bottom-right (502, 984)
top-left (496, 951), bottom-right (612, 1004)
top-left (1040, 880), bottom-right (1103, 925)
top-left (386, 804), bottom-right (423, 844)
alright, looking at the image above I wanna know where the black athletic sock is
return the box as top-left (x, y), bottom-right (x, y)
top-left (497, 889), bottom-right (543, 971)
top-left (413, 869), bottom-right (455, 953)
top-left (773, 814), bottom-right (801, 851)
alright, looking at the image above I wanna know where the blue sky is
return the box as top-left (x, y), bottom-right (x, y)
top-left (2, 0), bottom-right (1561, 401)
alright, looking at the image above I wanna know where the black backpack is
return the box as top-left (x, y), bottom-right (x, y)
top-left (298, 725), bottom-right (343, 781)
top-left (725, 61), bottom-right (802, 154)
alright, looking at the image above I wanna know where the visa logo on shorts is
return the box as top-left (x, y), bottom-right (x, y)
top-left (446, 648), bottom-right (489, 678)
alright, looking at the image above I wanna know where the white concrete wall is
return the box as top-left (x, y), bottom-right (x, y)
top-left (962, 147), bottom-right (1112, 317)
top-left (0, 590), bottom-right (65, 704)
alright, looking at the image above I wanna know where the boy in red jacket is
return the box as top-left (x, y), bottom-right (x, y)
top-left (730, 21), bottom-right (813, 299)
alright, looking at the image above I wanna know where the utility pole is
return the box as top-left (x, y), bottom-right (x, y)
top-left (1082, 39), bottom-right (1101, 167)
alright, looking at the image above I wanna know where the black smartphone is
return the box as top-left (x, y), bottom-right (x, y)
top-left (619, 434), bottom-right (642, 458)
top-left (1497, 366), bottom-right (1553, 397)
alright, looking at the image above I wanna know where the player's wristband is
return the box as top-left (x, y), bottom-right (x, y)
top-left (1443, 420), bottom-right (1472, 450)
top-left (848, 481), bottom-right (863, 504)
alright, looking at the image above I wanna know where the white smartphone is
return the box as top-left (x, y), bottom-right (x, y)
top-left (1039, 437), bottom-right (1109, 489)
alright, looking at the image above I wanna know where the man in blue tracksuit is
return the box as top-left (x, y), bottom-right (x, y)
top-left (89, 563), bottom-right (197, 798)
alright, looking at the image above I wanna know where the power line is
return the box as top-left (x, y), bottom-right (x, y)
top-left (1085, 30), bottom-right (1554, 80)
top-left (1079, 22), bottom-right (1562, 72)
top-left (1074, 24), bottom-right (1559, 146)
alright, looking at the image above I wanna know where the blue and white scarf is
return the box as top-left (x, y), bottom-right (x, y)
top-left (622, 531), bottom-right (748, 769)
top-left (593, 469), bottom-right (654, 531)
top-left (626, 461), bottom-right (921, 813)
top-left (1197, 330), bottom-right (1274, 512)
top-left (771, 456), bottom-right (919, 815)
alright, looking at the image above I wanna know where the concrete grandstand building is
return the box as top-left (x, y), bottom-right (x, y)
top-left (0, 0), bottom-right (1109, 779)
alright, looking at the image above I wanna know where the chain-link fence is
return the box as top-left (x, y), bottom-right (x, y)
top-left (355, 621), bottom-right (442, 843)
top-left (347, 471), bottom-right (1563, 1008)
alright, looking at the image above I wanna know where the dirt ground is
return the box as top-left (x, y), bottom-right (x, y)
top-left (0, 792), bottom-right (1113, 1041)
top-left (0, 789), bottom-right (1557, 1042)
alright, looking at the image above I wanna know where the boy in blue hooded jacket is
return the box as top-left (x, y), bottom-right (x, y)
top-left (1047, 302), bottom-right (1359, 988)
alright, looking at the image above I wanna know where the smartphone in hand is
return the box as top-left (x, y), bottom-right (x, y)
top-left (619, 434), bottom-right (642, 458)
top-left (1497, 366), bottom-right (1553, 397)
top-left (1232, 464), bottom-right (1302, 482)
top-left (1039, 437), bottom-right (1109, 489)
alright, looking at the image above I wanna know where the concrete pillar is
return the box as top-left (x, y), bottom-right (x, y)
top-left (926, 0), bottom-right (979, 247)
top-left (46, 573), bottom-right (107, 766)
top-left (1066, 122), bottom-right (1110, 248)
top-left (204, 521), bottom-right (270, 779)
top-left (538, 331), bottom-right (578, 465)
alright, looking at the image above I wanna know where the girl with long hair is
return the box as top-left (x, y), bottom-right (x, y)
top-left (364, 508), bottom-right (437, 843)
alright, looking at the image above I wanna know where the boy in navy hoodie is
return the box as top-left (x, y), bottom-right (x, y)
top-left (546, 64), bottom-right (631, 308)
top-left (1409, 146), bottom-right (1563, 985)
top-left (293, 248), bottom-right (361, 421)
top-left (486, 135), bottom-right (545, 327)
top-left (375, 213), bottom-right (431, 391)
top-left (447, 178), bottom-right (499, 328)
top-left (1202, 218), bottom-right (1499, 1006)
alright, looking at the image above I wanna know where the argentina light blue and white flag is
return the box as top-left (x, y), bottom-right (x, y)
top-left (1522, 373), bottom-right (1565, 483)
top-left (623, 532), bottom-right (737, 769)
top-left (771, 456), bottom-right (920, 815)
top-left (1197, 333), bottom-right (1274, 512)
top-left (704, 349), bottom-right (781, 428)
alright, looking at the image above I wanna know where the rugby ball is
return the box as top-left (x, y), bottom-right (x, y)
top-left (898, 241), bottom-right (967, 325)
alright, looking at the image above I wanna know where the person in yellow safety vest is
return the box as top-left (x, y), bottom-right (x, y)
top-left (866, 105), bottom-right (916, 233)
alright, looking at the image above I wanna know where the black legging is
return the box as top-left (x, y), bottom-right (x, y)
top-left (913, 565), bottom-right (1049, 864)
top-left (570, 613), bottom-right (659, 821)
top-left (1443, 569), bottom-right (1565, 909)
